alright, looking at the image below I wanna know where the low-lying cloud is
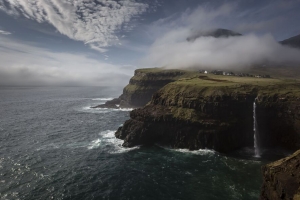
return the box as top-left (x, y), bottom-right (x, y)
top-left (141, 3), bottom-right (300, 70)
top-left (0, 36), bottom-right (134, 87)
top-left (141, 32), bottom-right (300, 69)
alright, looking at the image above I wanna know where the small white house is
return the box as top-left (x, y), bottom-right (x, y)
top-left (204, 71), bottom-right (208, 74)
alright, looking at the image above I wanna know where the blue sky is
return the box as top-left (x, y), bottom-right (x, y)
top-left (0, 0), bottom-right (300, 86)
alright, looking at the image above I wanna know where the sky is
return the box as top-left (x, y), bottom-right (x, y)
top-left (0, 0), bottom-right (300, 87)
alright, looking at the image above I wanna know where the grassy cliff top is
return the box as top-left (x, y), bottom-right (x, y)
top-left (159, 73), bottom-right (300, 98)
top-left (127, 67), bottom-right (300, 98)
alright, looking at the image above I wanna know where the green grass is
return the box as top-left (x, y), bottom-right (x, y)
top-left (128, 67), bottom-right (300, 98)
top-left (158, 73), bottom-right (300, 98)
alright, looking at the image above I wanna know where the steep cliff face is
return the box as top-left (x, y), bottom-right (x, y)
top-left (116, 75), bottom-right (300, 153)
top-left (261, 150), bottom-right (300, 200)
top-left (119, 68), bottom-right (194, 107)
top-left (93, 68), bottom-right (192, 108)
top-left (256, 94), bottom-right (300, 150)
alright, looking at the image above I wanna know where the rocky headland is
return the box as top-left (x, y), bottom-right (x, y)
top-left (92, 68), bottom-right (192, 109)
top-left (115, 72), bottom-right (300, 153)
top-left (107, 67), bottom-right (300, 198)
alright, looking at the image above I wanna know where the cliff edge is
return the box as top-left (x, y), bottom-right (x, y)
top-left (92, 68), bottom-right (193, 108)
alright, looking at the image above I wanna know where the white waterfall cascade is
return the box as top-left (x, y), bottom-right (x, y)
top-left (253, 98), bottom-right (261, 157)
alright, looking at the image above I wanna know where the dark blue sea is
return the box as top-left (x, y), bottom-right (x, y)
top-left (0, 87), bottom-right (291, 200)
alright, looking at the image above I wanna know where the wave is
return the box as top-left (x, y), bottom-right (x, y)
top-left (90, 107), bottom-right (134, 112)
top-left (172, 148), bottom-right (215, 155)
top-left (80, 106), bottom-right (133, 114)
top-left (87, 130), bottom-right (139, 153)
top-left (156, 144), bottom-right (216, 156)
top-left (87, 139), bottom-right (101, 150)
top-left (92, 98), bottom-right (114, 101)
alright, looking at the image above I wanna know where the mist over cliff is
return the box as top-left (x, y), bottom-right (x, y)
top-left (140, 5), bottom-right (300, 71)
top-left (141, 29), bottom-right (300, 70)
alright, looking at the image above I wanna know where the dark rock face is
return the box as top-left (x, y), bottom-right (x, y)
top-left (256, 96), bottom-right (300, 150)
top-left (118, 69), bottom-right (187, 107)
top-left (92, 69), bottom-right (189, 109)
top-left (115, 79), bottom-right (300, 153)
top-left (261, 150), bottom-right (300, 200)
top-left (92, 98), bottom-right (120, 109)
top-left (116, 86), bottom-right (259, 153)
top-left (280, 34), bottom-right (300, 49)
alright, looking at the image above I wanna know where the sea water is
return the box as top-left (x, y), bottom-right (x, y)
top-left (0, 87), bottom-right (289, 200)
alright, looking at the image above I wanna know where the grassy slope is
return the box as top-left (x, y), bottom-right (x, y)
top-left (124, 67), bottom-right (300, 100)
top-left (151, 73), bottom-right (300, 122)
top-left (162, 73), bottom-right (300, 96)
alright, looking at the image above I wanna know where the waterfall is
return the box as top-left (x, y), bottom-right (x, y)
top-left (253, 98), bottom-right (261, 157)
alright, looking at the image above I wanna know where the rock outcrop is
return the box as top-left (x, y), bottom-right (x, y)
top-left (280, 34), bottom-right (300, 49)
top-left (261, 150), bottom-right (300, 200)
top-left (187, 28), bottom-right (242, 42)
top-left (93, 68), bottom-right (192, 108)
top-left (116, 74), bottom-right (300, 153)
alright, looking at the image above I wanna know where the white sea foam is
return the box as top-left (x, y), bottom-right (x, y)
top-left (93, 108), bottom-right (133, 112)
top-left (173, 148), bottom-right (215, 155)
top-left (80, 107), bottom-right (110, 114)
top-left (92, 98), bottom-right (114, 101)
top-left (157, 145), bottom-right (215, 156)
top-left (97, 130), bottom-right (139, 153)
top-left (113, 108), bottom-right (134, 112)
top-left (82, 106), bottom-right (92, 110)
top-left (87, 139), bottom-right (102, 149)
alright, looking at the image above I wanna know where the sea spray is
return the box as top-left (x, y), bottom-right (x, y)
top-left (253, 98), bottom-right (261, 157)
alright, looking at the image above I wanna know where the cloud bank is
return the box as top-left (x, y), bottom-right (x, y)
top-left (0, 0), bottom-right (149, 52)
top-left (0, 36), bottom-right (134, 87)
top-left (141, 3), bottom-right (300, 70)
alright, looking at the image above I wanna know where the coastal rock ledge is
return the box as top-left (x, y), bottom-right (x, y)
top-left (261, 150), bottom-right (300, 200)
top-left (115, 73), bottom-right (300, 153)
top-left (93, 68), bottom-right (190, 109)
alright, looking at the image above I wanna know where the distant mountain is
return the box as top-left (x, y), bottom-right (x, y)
top-left (187, 28), bottom-right (242, 42)
top-left (280, 34), bottom-right (300, 49)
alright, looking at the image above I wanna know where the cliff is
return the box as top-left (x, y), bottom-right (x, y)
top-left (116, 74), bottom-right (300, 153)
top-left (92, 68), bottom-right (193, 108)
top-left (261, 150), bottom-right (300, 200)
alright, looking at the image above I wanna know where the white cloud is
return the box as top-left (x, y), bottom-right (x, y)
top-left (0, 29), bottom-right (11, 35)
top-left (142, 33), bottom-right (300, 69)
top-left (140, 3), bottom-right (300, 70)
top-left (0, 0), bottom-right (149, 51)
top-left (0, 35), bottom-right (133, 86)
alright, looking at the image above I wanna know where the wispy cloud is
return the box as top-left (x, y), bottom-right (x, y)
top-left (0, 29), bottom-right (11, 35)
top-left (0, 35), bottom-right (134, 87)
top-left (0, 0), bottom-right (149, 52)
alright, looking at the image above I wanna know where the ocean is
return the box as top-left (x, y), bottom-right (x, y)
top-left (0, 87), bottom-right (289, 200)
